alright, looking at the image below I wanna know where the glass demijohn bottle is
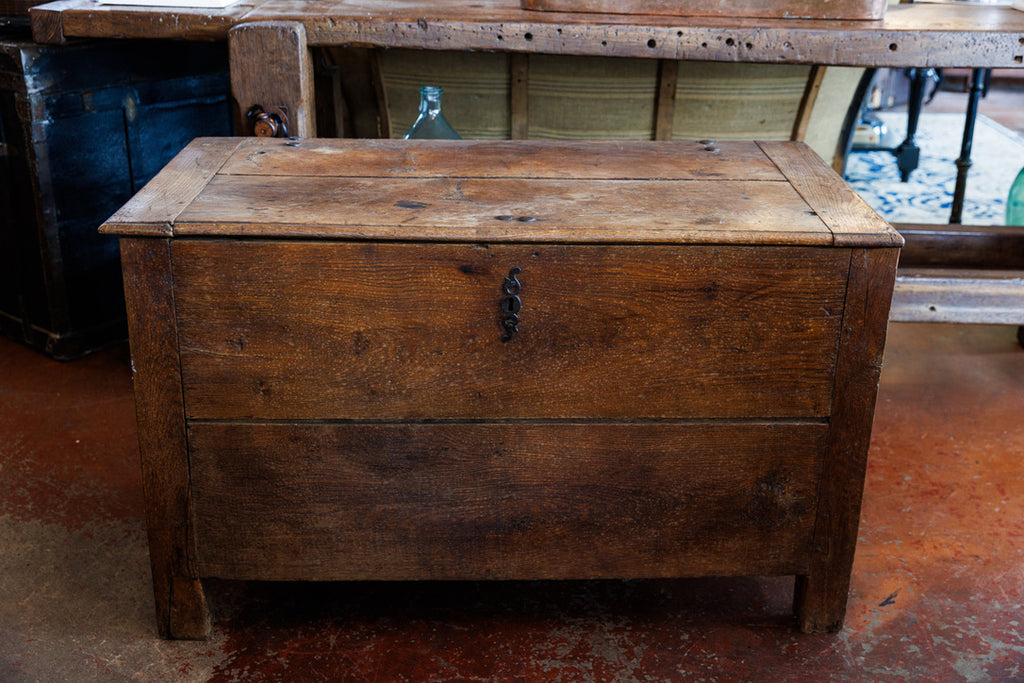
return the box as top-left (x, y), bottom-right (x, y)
top-left (403, 86), bottom-right (461, 140)
top-left (1007, 165), bottom-right (1024, 226)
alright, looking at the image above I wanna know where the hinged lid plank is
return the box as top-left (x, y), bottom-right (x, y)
top-left (102, 137), bottom-right (244, 236)
top-left (217, 139), bottom-right (785, 181)
top-left (759, 141), bottom-right (901, 247)
top-left (173, 175), bottom-right (830, 244)
top-left (103, 138), bottom-right (898, 248)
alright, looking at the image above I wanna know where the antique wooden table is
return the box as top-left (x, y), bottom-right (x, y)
top-left (28, 0), bottom-right (1024, 326)
top-left (29, 0), bottom-right (1024, 69)
top-left (100, 137), bottom-right (900, 639)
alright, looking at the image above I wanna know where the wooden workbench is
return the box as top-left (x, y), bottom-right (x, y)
top-left (29, 1), bottom-right (1024, 68)
top-left (28, 0), bottom-right (1024, 326)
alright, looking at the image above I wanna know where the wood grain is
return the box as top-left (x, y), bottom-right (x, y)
top-left (795, 246), bottom-right (899, 633)
top-left (120, 238), bottom-right (209, 639)
top-left (173, 174), bottom-right (835, 244)
top-left (259, 2), bottom-right (1024, 69)
top-left (522, 0), bottom-right (888, 21)
top-left (229, 20), bottom-right (315, 137)
top-left (27, 0), bottom-right (69, 43)
top-left (29, 0), bottom-right (1024, 68)
top-left (31, 0), bottom-right (266, 44)
top-left (171, 241), bottom-right (848, 421)
top-left (105, 139), bottom-right (902, 247)
top-left (99, 137), bottom-right (242, 237)
top-left (105, 137), bottom-right (902, 636)
top-left (759, 140), bottom-right (902, 248)
top-left (217, 138), bottom-right (786, 180)
top-left (189, 421), bottom-right (827, 581)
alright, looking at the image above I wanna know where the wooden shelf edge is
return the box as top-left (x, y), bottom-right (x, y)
top-left (890, 268), bottom-right (1024, 324)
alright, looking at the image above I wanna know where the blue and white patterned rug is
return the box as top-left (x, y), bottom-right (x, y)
top-left (844, 112), bottom-right (1024, 225)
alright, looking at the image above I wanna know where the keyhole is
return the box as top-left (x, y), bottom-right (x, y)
top-left (502, 295), bottom-right (522, 315)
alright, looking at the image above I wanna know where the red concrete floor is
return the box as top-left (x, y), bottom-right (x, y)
top-left (1, 322), bottom-right (1023, 681)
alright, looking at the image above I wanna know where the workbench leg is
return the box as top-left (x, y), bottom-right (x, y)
top-left (949, 68), bottom-right (989, 225)
top-left (894, 69), bottom-right (927, 182)
top-left (795, 248), bottom-right (899, 633)
top-left (229, 21), bottom-right (316, 138)
top-left (121, 239), bottom-right (211, 639)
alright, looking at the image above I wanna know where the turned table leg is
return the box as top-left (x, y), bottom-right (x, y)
top-left (894, 68), bottom-right (928, 183)
top-left (949, 68), bottom-right (990, 225)
top-left (121, 238), bottom-right (210, 639)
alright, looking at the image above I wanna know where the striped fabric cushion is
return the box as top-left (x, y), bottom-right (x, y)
top-left (378, 50), bottom-right (844, 158)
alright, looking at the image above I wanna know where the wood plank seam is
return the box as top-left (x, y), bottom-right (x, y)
top-left (757, 140), bottom-right (902, 248)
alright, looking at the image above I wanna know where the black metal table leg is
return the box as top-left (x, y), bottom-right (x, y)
top-left (894, 68), bottom-right (928, 182)
top-left (950, 68), bottom-right (990, 224)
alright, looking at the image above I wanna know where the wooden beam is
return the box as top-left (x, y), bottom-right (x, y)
top-left (891, 268), bottom-right (1024, 324)
top-left (27, 2), bottom-right (1024, 68)
top-left (792, 65), bottom-right (825, 142)
top-left (229, 20), bottom-right (316, 138)
top-left (30, 0), bottom-right (262, 45)
top-left (895, 222), bottom-right (1024, 269)
top-left (28, 0), bottom-right (66, 43)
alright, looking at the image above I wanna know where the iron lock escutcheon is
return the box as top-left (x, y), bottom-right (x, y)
top-left (500, 267), bottom-right (522, 342)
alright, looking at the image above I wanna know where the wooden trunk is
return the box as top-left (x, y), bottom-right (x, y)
top-left (101, 138), bottom-right (901, 639)
top-left (0, 35), bottom-right (231, 358)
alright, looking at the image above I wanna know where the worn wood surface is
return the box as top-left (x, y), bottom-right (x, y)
top-left (759, 141), bottom-right (902, 248)
top-left (106, 138), bottom-right (900, 636)
top-left (174, 175), bottom-right (833, 244)
top-left (189, 422), bottom-right (827, 581)
top-left (229, 21), bottom-right (315, 138)
top-left (523, 0), bottom-right (888, 21)
top-left (895, 223), bottom-right (1024, 326)
top-left (244, 1), bottom-right (1024, 68)
top-left (111, 138), bottom-right (900, 248)
top-left (796, 246), bottom-right (899, 634)
top-left (30, 0), bottom-right (267, 44)
top-left (119, 239), bottom-right (209, 640)
top-left (100, 138), bottom-right (242, 237)
top-left (896, 223), bottom-right (1024, 270)
top-left (29, 0), bottom-right (1024, 69)
top-left (172, 241), bottom-right (848, 421)
top-left (891, 268), bottom-right (1024, 325)
top-left (215, 138), bottom-right (785, 180)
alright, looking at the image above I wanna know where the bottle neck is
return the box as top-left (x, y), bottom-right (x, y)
top-left (419, 87), bottom-right (443, 116)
